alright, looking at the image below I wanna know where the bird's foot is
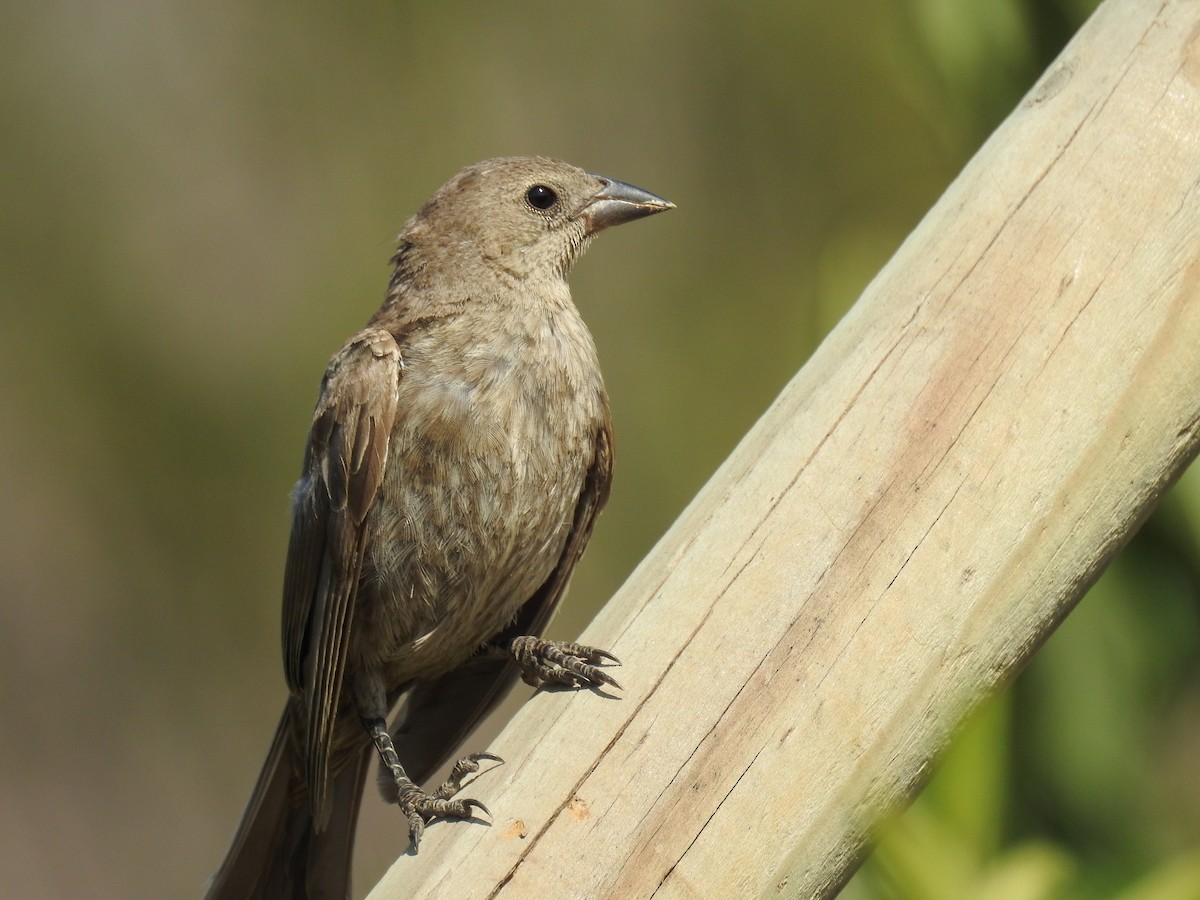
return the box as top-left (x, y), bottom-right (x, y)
top-left (395, 754), bottom-right (498, 849)
top-left (366, 717), bottom-right (498, 849)
top-left (511, 636), bottom-right (622, 690)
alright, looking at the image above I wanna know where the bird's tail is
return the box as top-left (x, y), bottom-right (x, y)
top-left (205, 707), bottom-right (370, 900)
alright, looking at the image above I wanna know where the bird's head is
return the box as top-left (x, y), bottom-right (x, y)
top-left (394, 156), bottom-right (673, 283)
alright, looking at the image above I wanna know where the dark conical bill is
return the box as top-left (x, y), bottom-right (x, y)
top-left (582, 175), bottom-right (675, 231)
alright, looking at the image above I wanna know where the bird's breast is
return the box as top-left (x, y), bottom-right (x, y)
top-left (355, 306), bottom-right (606, 676)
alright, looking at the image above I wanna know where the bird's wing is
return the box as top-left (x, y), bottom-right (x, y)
top-left (390, 420), bottom-right (614, 787)
top-left (281, 327), bottom-right (402, 822)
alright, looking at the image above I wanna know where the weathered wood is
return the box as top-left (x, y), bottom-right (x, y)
top-left (370, 1), bottom-right (1200, 896)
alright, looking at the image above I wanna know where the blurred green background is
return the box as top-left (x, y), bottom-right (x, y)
top-left (3, 0), bottom-right (1198, 897)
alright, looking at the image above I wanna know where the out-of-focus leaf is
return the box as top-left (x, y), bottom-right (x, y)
top-left (1113, 852), bottom-right (1200, 900)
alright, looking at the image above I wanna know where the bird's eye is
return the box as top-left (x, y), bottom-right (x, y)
top-left (526, 185), bottom-right (558, 211)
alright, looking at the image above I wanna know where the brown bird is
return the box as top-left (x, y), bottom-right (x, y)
top-left (206, 157), bottom-right (673, 899)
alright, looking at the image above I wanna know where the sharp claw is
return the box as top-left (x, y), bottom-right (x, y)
top-left (409, 814), bottom-right (425, 850)
top-left (591, 648), bottom-right (621, 665)
top-left (593, 669), bottom-right (622, 690)
top-left (470, 752), bottom-right (504, 765)
top-left (464, 798), bottom-right (492, 819)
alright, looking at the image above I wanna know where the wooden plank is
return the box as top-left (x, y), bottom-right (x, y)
top-left (370, 1), bottom-right (1200, 896)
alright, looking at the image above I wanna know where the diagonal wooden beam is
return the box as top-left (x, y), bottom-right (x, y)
top-left (370, 1), bottom-right (1200, 896)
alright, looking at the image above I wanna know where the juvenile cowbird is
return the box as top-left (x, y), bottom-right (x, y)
top-left (206, 157), bottom-right (672, 899)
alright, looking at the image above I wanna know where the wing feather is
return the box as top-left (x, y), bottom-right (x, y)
top-left (279, 327), bottom-right (401, 823)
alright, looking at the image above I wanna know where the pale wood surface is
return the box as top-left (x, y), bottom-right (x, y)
top-left (370, 1), bottom-right (1200, 896)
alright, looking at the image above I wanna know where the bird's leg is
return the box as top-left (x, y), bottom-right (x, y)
top-left (363, 717), bottom-right (493, 849)
top-left (510, 636), bottom-right (622, 690)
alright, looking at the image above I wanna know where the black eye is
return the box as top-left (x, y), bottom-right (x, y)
top-left (526, 184), bottom-right (558, 211)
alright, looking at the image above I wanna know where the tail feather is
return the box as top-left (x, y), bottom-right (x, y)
top-left (206, 708), bottom-right (370, 900)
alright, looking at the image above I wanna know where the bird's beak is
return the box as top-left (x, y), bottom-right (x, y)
top-left (580, 176), bottom-right (675, 233)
